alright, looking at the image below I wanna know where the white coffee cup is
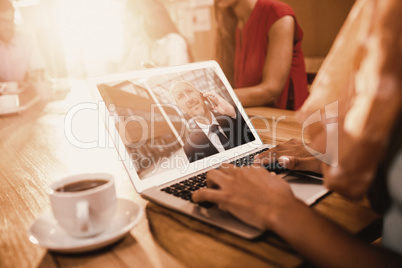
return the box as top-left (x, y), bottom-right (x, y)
top-left (0, 94), bottom-right (20, 114)
top-left (49, 173), bottom-right (117, 238)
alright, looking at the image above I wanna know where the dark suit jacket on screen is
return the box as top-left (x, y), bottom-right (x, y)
top-left (183, 108), bottom-right (255, 163)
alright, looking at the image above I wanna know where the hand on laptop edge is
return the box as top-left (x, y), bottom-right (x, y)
top-left (254, 139), bottom-right (323, 175)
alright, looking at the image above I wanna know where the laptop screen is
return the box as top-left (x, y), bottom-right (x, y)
top-left (89, 61), bottom-right (262, 191)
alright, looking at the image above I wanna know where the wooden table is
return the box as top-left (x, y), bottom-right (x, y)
top-left (0, 81), bottom-right (380, 268)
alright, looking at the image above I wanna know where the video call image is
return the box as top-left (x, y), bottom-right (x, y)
top-left (97, 67), bottom-right (255, 180)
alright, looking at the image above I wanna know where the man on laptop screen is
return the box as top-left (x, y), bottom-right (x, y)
top-left (96, 66), bottom-right (256, 180)
top-left (170, 80), bottom-right (255, 163)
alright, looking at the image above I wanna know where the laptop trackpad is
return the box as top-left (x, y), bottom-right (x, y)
top-left (284, 173), bottom-right (328, 205)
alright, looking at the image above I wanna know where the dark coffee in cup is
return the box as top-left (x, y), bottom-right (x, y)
top-left (56, 179), bottom-right (108, 192)
top-left (50, 173), bottom-right (116, 237)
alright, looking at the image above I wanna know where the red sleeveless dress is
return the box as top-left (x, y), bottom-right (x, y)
top-left (234, 0), bottom-right (308, 110)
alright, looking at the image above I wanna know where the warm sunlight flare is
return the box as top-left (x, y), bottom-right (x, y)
top-left (54, 0), bottom-right (126, 76)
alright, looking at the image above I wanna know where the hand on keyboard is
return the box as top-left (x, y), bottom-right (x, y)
top-left (192, 164), bottom-right (296, 230)
top-left (161, 148), bottom-right (290, 209)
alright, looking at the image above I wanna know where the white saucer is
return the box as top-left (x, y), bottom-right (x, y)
top-left (28, 198), bottom-right (143, 253)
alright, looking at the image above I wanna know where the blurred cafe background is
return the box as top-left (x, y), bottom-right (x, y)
top-left (7, 0), bottom-right (355, 81)
top-left (1, 0), bottom-right (357, 174)
top-left (0, 0), bottom-right (357, 176)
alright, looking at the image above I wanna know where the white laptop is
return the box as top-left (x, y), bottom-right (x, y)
top-left (87, 60), bottom-right (328, 239)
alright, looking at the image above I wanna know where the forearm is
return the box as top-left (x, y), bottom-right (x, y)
top-left (267, 199), bottom-right (402, 268)
top-left (234, 84), bottom-right (281, 107)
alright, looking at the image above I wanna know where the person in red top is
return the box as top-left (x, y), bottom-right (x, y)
top-left (215, 0), bottom-right (308, 110)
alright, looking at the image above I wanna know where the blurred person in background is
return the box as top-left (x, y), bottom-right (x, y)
top-left (215, 0), bottom-right (308, 110)
top-left (120, 0), bottom-right (191, 70)
top-left (0, 0), bottom-right (46, 89)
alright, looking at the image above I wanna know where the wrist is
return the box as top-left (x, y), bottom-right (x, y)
top-left (262, 197), bottom-right (306, 232)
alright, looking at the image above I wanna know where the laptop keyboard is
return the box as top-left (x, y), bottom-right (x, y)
top-left (160, 148), bottom-right (287, 208)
